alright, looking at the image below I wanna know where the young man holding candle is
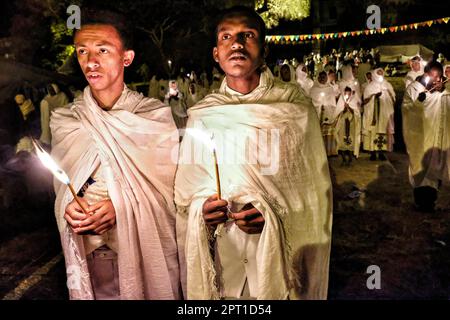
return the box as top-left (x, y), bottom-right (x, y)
top-left (174, 6), bottom-right (332, 300)
top-left (402, 61), bottom-right (449, 212)
top-left (50, 8), bottom-right (181, 299)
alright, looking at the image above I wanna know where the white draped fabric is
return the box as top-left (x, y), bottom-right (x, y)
top-left (175, 69), bottom-right (332, 300)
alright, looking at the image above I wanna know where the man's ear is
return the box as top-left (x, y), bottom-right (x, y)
top-left (124, 50), bottom-right (135, 67)
top-left (212, 47), bottom-right (219, 63)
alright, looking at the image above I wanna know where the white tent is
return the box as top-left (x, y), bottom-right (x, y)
top-left (377, 44), bottom-right (434, 63)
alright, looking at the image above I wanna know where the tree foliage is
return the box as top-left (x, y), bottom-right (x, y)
top-left (256, 0), bottom-right (310, 28)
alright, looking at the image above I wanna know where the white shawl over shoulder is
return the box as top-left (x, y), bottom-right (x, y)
top-left (175, 70), bottom-right (332, 300)
top-left (51, 85), bottom-right (181, 300)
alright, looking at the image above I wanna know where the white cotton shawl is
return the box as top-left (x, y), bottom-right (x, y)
top-left (310, 82), bottom-right (338, 121)
top-left (402, 81), bottom-right (450, 188)
top-left (174, 69), bottom-right (333, 300)
top-left (296, 64), bottom-right (314, 97)
top-left (50, 85), bottom-right (181, 300)
top-left (362, 69), bottom-right (396, 136)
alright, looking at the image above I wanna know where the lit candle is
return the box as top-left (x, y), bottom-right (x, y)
top-left (424, 76), bottom-right (430, 87)
top-left (32, 138), bottom-right (89, 215)
top-left (186, 129), bottom-right (225, 236)
top-left (185, 129), bottom-right (221, 199)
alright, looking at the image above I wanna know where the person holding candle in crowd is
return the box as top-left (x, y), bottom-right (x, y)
top-left (310, 71), bottom-right (340, 156)
top-left (335, 87), bottom-right (361, 166)
top-left (362, 68), bottom-right (396, 161)
top-left (50, 8), bottom-right (182, 299)
top-left (402, 61), bottom-right (449, 212)
top-left (174, 6), bottom-right (332, 300)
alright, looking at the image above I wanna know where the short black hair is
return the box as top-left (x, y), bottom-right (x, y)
top-left (424, 61), bottom-right (443, 75)
top-left (75, 6), bottom-right (134, 50)
top-left (214, 6), bottom-right (266, 46)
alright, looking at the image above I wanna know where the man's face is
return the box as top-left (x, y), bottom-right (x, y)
top-left (213, 17), bottom-right (263, 80)
top-left (411, 60), bottom-right (421, 72)
top-left (427, 69), bottom-right (442, 87)
top-left (280, 65), bottom-right (291, 82)
top-left (74, 24), bottom-right (134, 93)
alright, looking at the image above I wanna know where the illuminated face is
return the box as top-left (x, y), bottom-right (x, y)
top-left (169, 81), bottom-right (178, 89)
top-left (213, 17), bottom-right (263, 80)
top-left (426, 69), bottom-right (442, 88)
top-left (411, 60), bottom-right (421, 72)
top-left (74, 24), bottom-right (134, 93)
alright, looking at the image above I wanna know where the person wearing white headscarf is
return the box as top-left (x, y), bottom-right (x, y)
top-left (362, 68), bottom-right (396, 160)
top-left (402, 61), bottom-right (449, 212)
top-left (405, 56), bottom-right (424, 89)
top-left (338, 65), bottom-right (361, 99)
top-left (39, 83), bottom-right (69, 145)
top-left (310, 71), bottom-right (339, 156)
top-left (279, 63), bottom-right (296, 84)
top-left (295, 63), bottom-right (314, 97)
top-left (164, 80), bottom-right (188, 129)
top-left (335, 86), bottom-right (361, 165)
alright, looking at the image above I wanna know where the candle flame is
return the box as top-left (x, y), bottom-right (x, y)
top-left (185, 128), bottom-right (217, 152)
top-left (424, 76), bottom-right (430, 86)
top-left (32, 138), bottom-right (70, 184)
top-left (320, 92), bottom-right (325, 97)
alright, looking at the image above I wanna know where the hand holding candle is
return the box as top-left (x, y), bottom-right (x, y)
top-left (31, 138), bottom-right (89, 216)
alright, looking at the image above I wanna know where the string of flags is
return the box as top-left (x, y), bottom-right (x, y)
top-left (265, 16), bottom-right (449, 44)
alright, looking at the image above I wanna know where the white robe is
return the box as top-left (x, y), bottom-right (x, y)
top-left (402, 81), bottom-right (450, 189)
top-left (335, 94), bottom-right (362, 157)
top-left (310, 82), bottom-right (338, 122)
top-left (362, 70), bottom-right (396, 151)
top-left (174, 69), bottom-right (332, 300)
top-left (405, 70), bottom-right (423, 89)
top-left (50, 85), bottom-right (181, 299)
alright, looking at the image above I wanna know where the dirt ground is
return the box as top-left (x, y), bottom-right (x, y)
top-left (328, 152), bottom-right (450, 299)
